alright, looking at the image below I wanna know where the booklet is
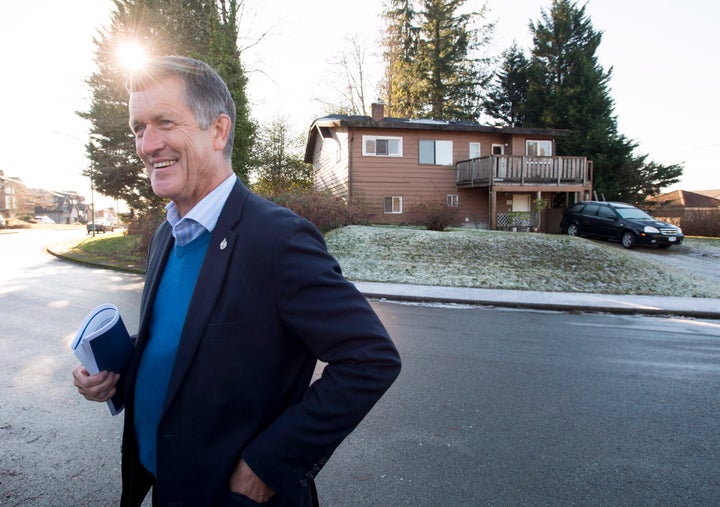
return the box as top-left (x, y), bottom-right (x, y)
top-left (71, 303), bottom-right (134, 415)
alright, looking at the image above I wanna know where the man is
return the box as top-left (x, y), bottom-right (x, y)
top-left (73, 56), bottom-right (401, 506)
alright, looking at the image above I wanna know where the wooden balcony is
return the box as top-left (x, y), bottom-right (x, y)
top-left (456, 155), bottom-right (593, 190)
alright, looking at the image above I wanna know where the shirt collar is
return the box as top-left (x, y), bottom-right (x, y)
top-left (165, 174), bottom-right (237, 246)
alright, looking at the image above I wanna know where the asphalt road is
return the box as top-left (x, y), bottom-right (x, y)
top-left (0, 228), bottom-right (142, 506)
top-left (317, 302), bottom-right (720, 506)
top-left (1, 228), bottom-right (719, 506)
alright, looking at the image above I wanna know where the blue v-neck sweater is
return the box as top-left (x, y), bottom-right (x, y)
top-left (134, 232), bottom-right (211, 476)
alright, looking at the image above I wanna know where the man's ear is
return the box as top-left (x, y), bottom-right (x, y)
top-left (213, 114), bottom-right (232, 152)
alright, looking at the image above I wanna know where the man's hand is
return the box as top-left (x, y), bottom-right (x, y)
top-left (230, 458), bottom-right (275, 503)
top-left (72, 364), bottom-right (120, 402)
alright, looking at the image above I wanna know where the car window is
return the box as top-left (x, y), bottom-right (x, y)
top-left (581, 204), bottom-right (599, 216)
top-left (597, 206), bottom-right (615, 219)
top-left (615, 207), bottom-right (653, 220)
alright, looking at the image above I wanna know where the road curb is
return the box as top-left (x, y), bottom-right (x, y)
top-left (46, 240), bottom-right (146, 275)
top-left (354, 282), bottom-right (720, 320)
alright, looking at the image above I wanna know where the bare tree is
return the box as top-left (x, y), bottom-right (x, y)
top-left (315, 35), bottom-right (382, 116)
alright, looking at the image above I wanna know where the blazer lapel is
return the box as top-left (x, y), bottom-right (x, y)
top-left (139, 221), bottom-right (174, 340)
top-left (125, 221), bottom-right (173, 405)
top-left (161, 181), bottom-right (249, 413)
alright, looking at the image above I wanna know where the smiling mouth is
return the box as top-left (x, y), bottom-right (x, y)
top-left (153, 160), bottom-right (177, 169)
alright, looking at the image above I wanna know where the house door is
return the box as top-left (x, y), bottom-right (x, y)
top-left (493, 144), bottom-right (507, 178)
top-left (512, 194), bottom-right (531, 212)
top-left (510, 194), bottom-right (532, 230)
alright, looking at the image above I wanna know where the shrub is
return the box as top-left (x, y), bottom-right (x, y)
top-left (123, 207), bottom-right (166, 262)
top-left (681, 210), bottom-right (720, 237)
top-left (272, 190), bottom-right (368, 233)
top-left (407, 201), bottom-right (462, 231)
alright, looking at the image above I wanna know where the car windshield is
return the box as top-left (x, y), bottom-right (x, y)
top-left (615, 207), bottom-right (653, 220)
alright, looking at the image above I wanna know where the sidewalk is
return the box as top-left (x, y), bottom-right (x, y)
top-left (47, 239), bottom-right (720, 320)
top-left (353, 282), bottom-right (720, 319)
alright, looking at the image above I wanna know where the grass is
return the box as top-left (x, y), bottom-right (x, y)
top-left (66, 232), bottom-right (144, 272)
top-left (325, 225), bottom-right (720, 298)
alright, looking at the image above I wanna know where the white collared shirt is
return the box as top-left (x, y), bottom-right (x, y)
top-left (165, 174), bottom-right (237, 246)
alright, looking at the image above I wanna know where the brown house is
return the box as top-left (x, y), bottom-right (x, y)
top-left (304, 102), bottom-right (593, 231)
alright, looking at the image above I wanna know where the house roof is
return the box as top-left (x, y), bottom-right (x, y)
top-left (648, 189), bottom-right (720, 208)
top-left (304, 113), bottom-right (571, 163)
top-left (692, 189), bottom-right (720, 200)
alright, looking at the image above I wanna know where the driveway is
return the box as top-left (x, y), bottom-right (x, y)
top-left (604, 237), bottom-right (720, 284)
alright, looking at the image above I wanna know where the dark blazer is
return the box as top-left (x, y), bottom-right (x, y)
top-left (120, 181), bottom-right (401, 507)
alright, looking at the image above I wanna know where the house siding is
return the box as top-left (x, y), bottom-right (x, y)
top-left (346, 128), bottom-right (553, 225)
top-left (306, 113), bottom-right (585, 229)
top-left (351, 128), bottom-right (457, 223)
top-left (313, 128), bottom-right (350, 199)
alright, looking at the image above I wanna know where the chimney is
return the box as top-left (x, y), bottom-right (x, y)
top-left (371, 101), bottom-right (385, 122)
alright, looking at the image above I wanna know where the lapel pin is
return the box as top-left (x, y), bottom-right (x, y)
top-left (220, 238), bottom-right (227, 250)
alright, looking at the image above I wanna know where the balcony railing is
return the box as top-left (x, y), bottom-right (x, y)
top-left (457, 155), bottom-right (592, 187)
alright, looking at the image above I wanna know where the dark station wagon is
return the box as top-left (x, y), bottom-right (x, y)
top-left (560, 201), bottom-right (684, 249)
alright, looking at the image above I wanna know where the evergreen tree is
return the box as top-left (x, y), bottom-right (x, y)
top-left (416, 0), bottom-right (492, 120)
top-left (614, 155), bottom-right (683, 204)
top-left (482, 42), bottom-right (529, 127)
top-left (79, 0), bottom-right (255, 216)
top-left (381, 0), bottom-right (420, 117)
top-left (525, 0), bottom-right (617, 146)
top-left (381, 0), bottom-right (493, 120)
top-left (211, 0), bottom-right (256, 180)
top-left (523, 0), bottom-right (681, 201)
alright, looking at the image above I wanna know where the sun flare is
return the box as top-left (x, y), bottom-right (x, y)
top-left (116, 42), bottom-right (147, 72)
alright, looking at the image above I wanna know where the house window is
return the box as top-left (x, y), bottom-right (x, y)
top-left (363, 136), bottom-right (403, 157)
top-left (469, 142), bottom-right (481, 159)
top-left (526, 140), bottom-right (552, 156)
top-left (491, 144), bottom-right (505, 155)
top-left (447, 194), bottom-right (459, 207)
top-left (419, 140), bottom-right (453, 165)
top-left (384, 196), bottom-right (403, 214)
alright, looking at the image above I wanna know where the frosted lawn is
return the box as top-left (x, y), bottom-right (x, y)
top-left (325, 225), bottom-right (720, 298)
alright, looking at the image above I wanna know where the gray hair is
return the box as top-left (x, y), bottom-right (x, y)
top-left (127, 56), bottom-right (236, 159)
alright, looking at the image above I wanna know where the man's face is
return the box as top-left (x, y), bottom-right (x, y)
top-left (128, 75), bottom-right (226, 216)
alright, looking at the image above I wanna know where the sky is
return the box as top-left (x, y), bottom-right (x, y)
top-left (1, 0), bottom-right (718, 210)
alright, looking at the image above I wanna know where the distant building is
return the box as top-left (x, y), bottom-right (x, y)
top-left (95, 206), bottom-right (120, 224)
top-left (692, 189), bottom-right (720, 201)
top-left (0, 170), bottom-right (29, 220)
top-left (30, 189), bottom-right (88, 224)
top-left (646, 189), bottom-right (720, 235)
top-left (1, 170), bottom-right (89, 224)
top-left (647, 189), bottom-right (720, 216)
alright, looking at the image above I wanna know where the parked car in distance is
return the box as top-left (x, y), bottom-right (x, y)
top-left (87, 219), bottom-right (112, 234)
top-left (560, 201), bottom-right (684, 249)
top-left (34, 215), bottom-right (55, 224)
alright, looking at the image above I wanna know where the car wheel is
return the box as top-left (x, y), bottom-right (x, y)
top-left (621, 231), bottom-right (637, 249)
top-left (567, 223), bottom-right (580, 237)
